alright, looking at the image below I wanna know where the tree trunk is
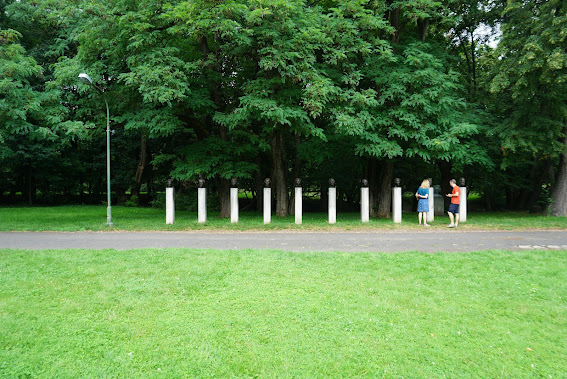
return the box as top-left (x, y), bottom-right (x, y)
top-left (132, 134), bottom-right (147, 197)
top-left (289, 134), bottom-right (301, 215)
top-left (368, 158), bottom-right (380, 217)
top-left (470, 31), bottom-right (477, 96)
top-left (484, 193), bottom-right (493, 211)
top-left (548, 131), bottom-right (567, 216)
top-left (417, 18), bottom-right (429, 42)
top-left (320, 179), bottom-right (328, 212)
top-left (390, 7), bottom-right (401, 44)
top-left (271, 129), bottom-right (289, 217)
top-left (218, 178), bottom-right (231, 218)
top-left (438, 160), bottom-right (453, 211)
top-left (505, 188), bottom-right (517, 210)
top-left (199, 33), bottom-right (231, 217)
top-left (26, 167), bottom-right (33, 206)
top-left (515, 161), bottom-right (538, 210)
top-left (255, 155), bottom-right (263, 212)
top-left (116, 187), bottom-right (127, 205)
top-left (527, 160), bottom-right (552, 210)
top-left (377, 161), bottom-right (393, 218)
top-left (457, 35), bottom-right (473, 99)
top-left (217, 122), bottom-right (231, 218)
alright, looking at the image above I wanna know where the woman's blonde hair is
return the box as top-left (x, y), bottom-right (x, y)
top-left (420, 179), bottom-right (430, 189)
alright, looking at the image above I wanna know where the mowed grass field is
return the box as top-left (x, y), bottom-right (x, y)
top-left (1, 248), bottom-right (566, 377)
top-left (0, 205), bottom-right (566, 231)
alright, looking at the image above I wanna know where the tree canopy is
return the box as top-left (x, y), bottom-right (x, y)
top-left (1, 0), bottom-right (566, 216)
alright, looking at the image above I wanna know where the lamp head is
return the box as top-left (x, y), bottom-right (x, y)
top-left (78, 73), bottom-right (93, 85)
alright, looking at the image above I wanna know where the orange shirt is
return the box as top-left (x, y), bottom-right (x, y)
top-left (451, 186), bottom-right (460, 204)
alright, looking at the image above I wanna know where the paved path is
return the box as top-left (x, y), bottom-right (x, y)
top-left (1, 230), bottom-right (566, 252)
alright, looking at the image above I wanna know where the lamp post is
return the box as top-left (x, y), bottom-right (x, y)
top-left (78, 73), bottom-right (113, 226)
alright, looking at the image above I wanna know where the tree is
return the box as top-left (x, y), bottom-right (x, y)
top-left (490, 0), bottom-right (567, 215)
top-left (1, 22), bottom-right (84, 204)
top-left (183, 0), bottom-right (334, 217)
top-left (319, 0), bottom-right (490, 217)
top-left (447, 0), bottom-right (505, 101)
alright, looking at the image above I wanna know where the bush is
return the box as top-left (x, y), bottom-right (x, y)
top-left (124, 195), bottom-right (139, 207)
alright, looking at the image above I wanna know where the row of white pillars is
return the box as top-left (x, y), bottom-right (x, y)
top-left (165, 182), bottom-right (467, 225)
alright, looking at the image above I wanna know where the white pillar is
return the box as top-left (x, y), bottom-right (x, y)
top-left (263, 188), bottom-right (271, 224)
top-left (460, 186), bottom-right (467, 222)
top-left (230, 187), bottom-right (239, 223)
top-left (427, 187), bottom-right (434, 223)
top-left (295, 187), bottom-right (302, 225)
top-left (328, 187), bottom-right (336, 224)
top-left (361, 187), bottom-right (369, 223)
top-left (392, 187), bottom-right (402, 223)
top-left (198, 188), bottom-right (207, 223)
top-left (166, 187), bottom-right (175, 224)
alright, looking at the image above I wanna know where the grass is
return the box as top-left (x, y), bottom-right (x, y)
top-left (1, 248), bottom-right (566, 377)
top-left (0, 205), bottom-right (566, 231)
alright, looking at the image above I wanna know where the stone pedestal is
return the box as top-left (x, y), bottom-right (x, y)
top-left (230, 187), bottom-right (239, 223)
top-left (166, 187), bottom-right (175, 225)
top-left (198, 188), bottom-right (207, 223)
top-left (427, 187), bottom-right (434, 223)
top-left (433, 185), bottom-right (444, 216)
top-left (361, 187), bottom-right (369, 223)
top-left (328, 187), bottom-right (336, 224)
top-left (392, 187), bottom-right (402, 223)
top-left (460, 186), bottom-right (467, 222)
top-left (263, 188), bottom-right (271, 224)
top-left (295, 187), bottom-right (302, 225)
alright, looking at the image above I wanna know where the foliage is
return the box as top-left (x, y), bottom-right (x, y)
top-left (1, 0), bottom-right (565, 213)
top-left (150, 189), bottom-right (220, 212)
top-left (489, 0), bottom-right (566, 158)
top-left (486, 0), bottom-right (567, 213)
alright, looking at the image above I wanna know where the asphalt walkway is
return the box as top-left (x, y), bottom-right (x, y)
top-left (1, 230), bottom-right (566, 252)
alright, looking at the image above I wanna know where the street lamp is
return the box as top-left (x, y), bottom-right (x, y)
top-left (78, 73), bottom-right (113, 226)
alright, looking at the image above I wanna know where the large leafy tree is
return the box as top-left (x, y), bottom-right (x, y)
top-left (490, 0), bottom-right (567, 215)
top-left (169, 0), bottom-right (342, 217)
top-left (210, 0), bottom-right (334, 217)
top-left (51, 0), bottom-right (200, 203)
top-left (1, 2), bottom-right (84, 204)
top-left (318, 0), bottom-right (491, 216)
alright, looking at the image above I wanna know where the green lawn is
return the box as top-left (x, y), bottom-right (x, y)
top-left (1, 248), bottom-right (565, 377)
top-left (0, 205), bottom-right (566, 231)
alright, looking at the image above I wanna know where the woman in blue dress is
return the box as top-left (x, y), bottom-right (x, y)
top-left (415, 179), bottom-right (431, 226)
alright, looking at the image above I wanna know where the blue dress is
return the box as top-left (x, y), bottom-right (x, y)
top-left (416, 187), bottom-right (429, 212)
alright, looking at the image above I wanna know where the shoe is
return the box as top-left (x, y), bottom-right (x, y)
top-left (424, 224), bottom-right (431, 227)
top-left (447, 224), bottom-right (455, 228)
